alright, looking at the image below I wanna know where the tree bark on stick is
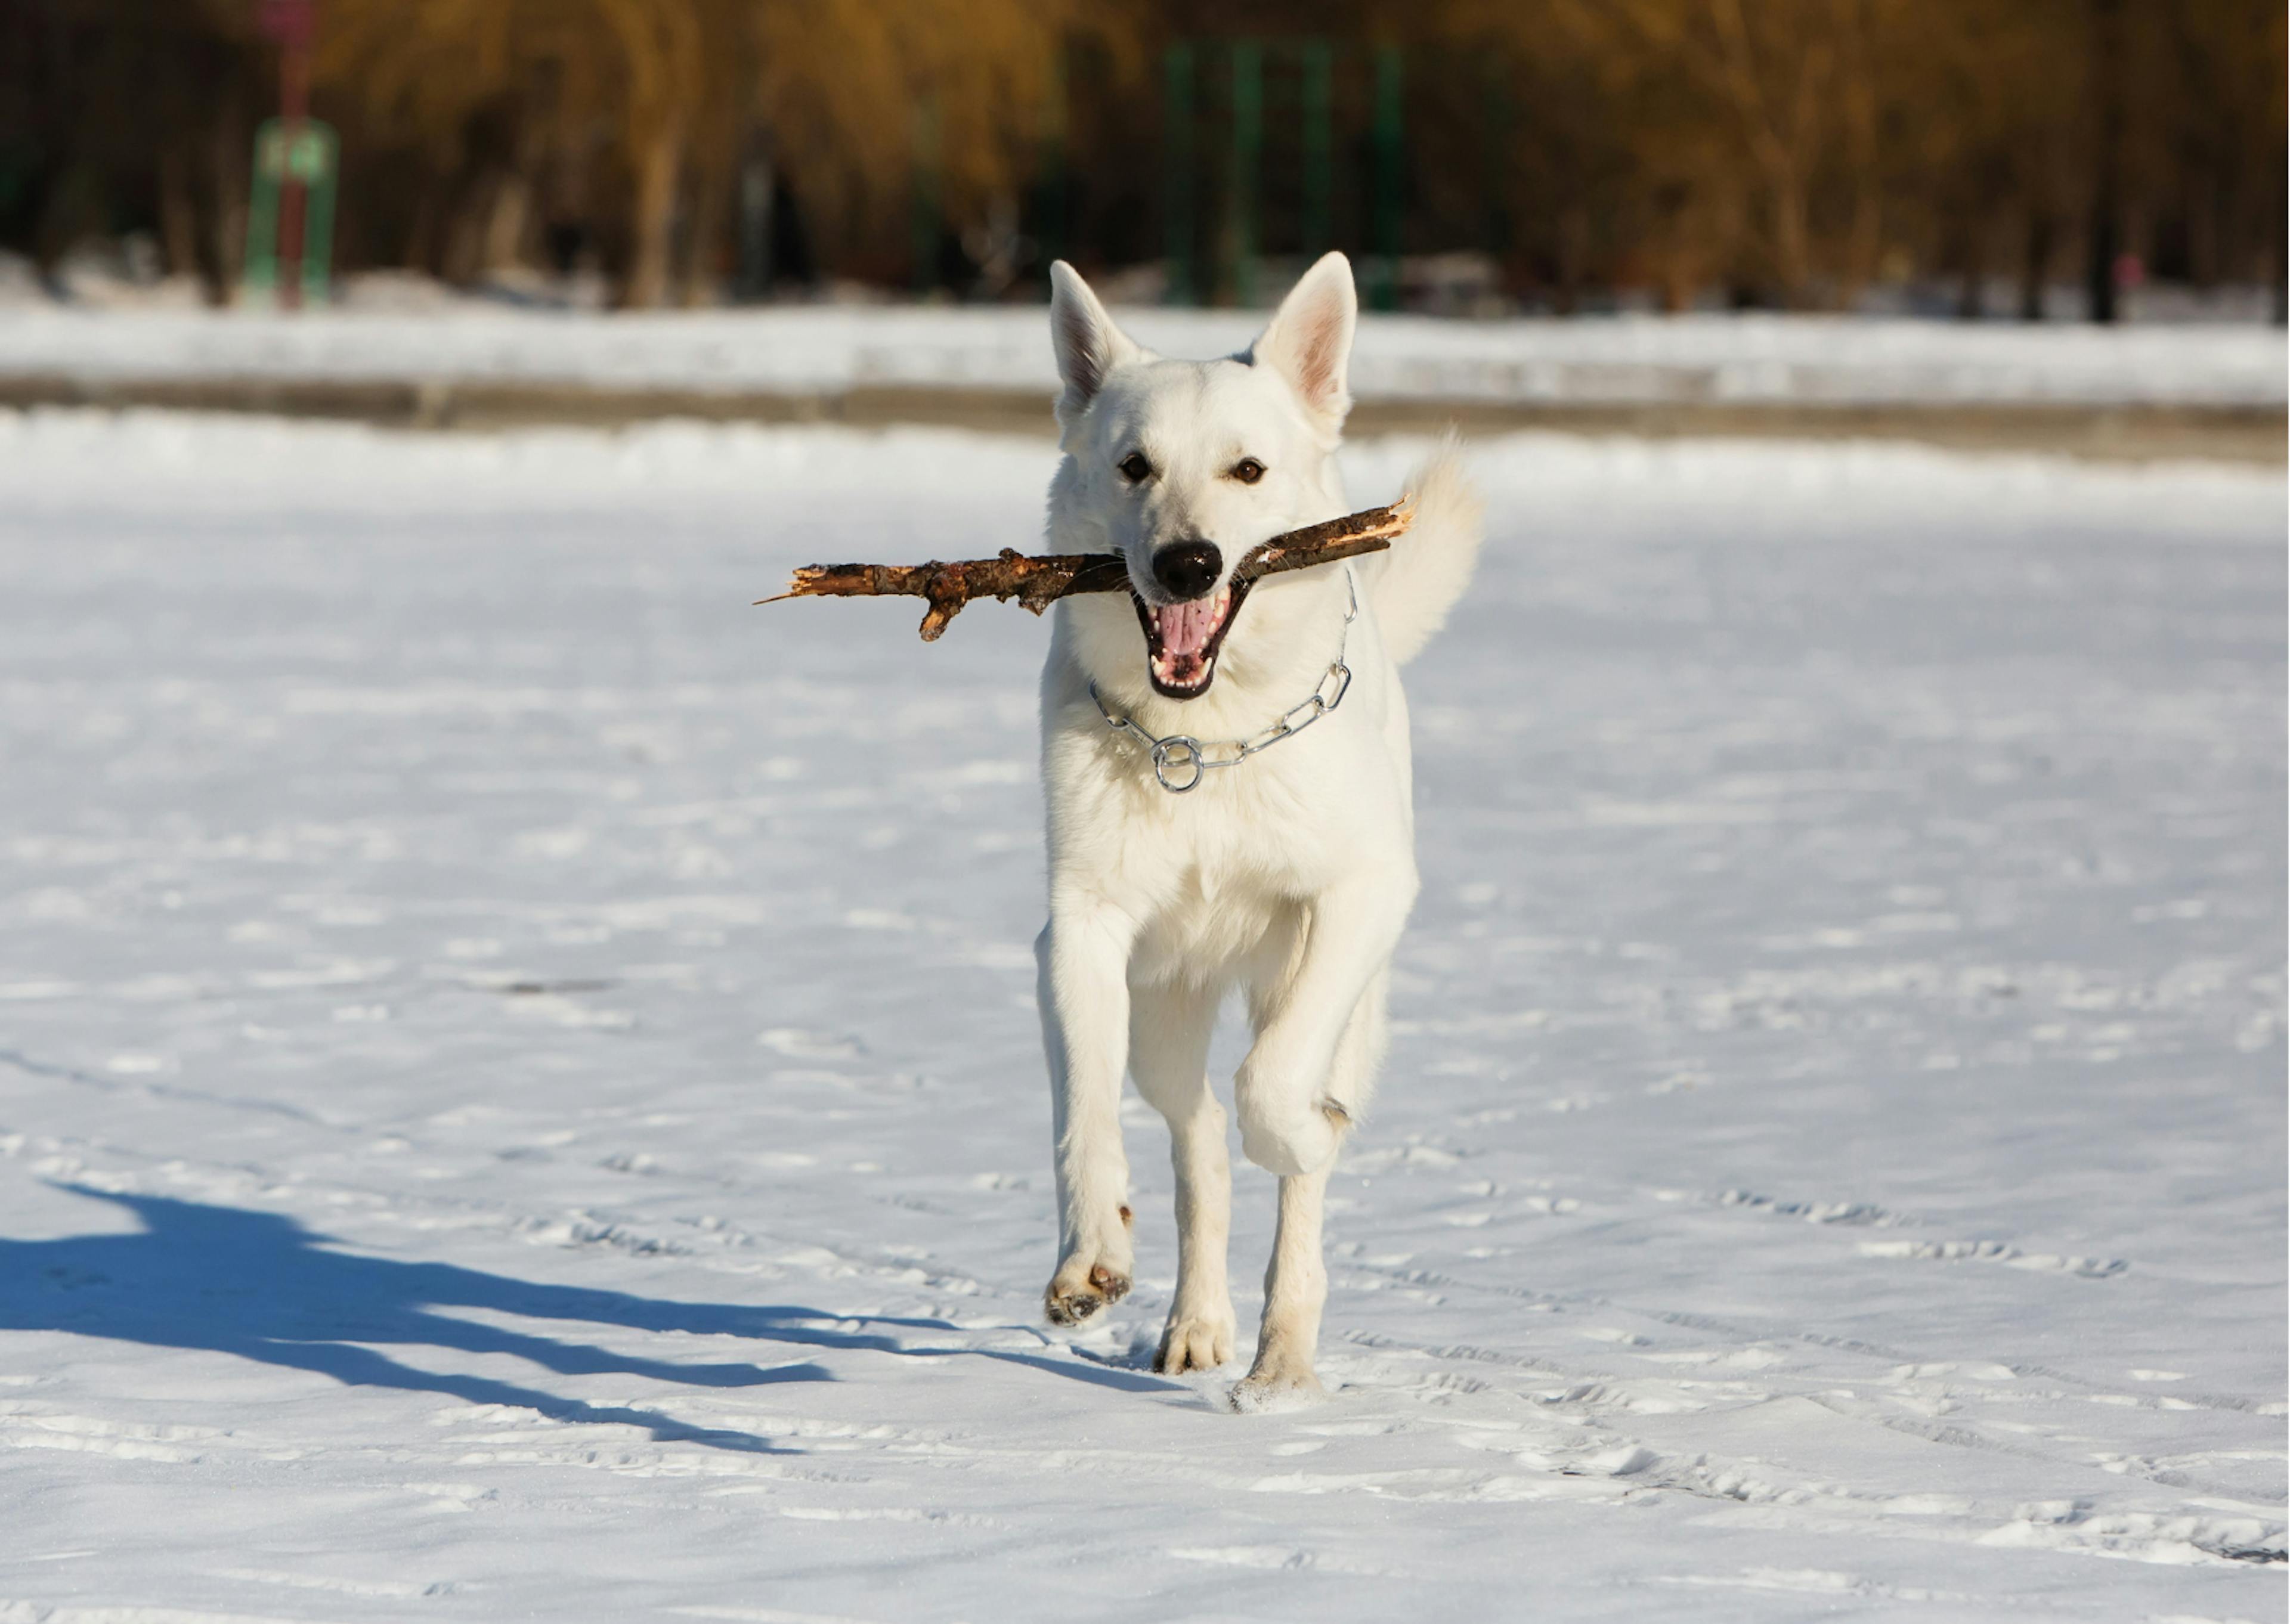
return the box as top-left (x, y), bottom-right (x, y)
top-left (758, 497), bottom-right (1415, 641)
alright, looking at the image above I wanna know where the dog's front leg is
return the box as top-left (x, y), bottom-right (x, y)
top-left (1234, 867), bottom-right (1416, 1177)
top-left (1036, 902), bottom-right (1139, 1326)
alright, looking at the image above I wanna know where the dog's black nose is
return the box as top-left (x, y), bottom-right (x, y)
top-left (1152, 540), bottom-right (1223, 600)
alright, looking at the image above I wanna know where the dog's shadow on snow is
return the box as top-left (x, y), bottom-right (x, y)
top-left (0, 1188), bottom-right (1174, 1455)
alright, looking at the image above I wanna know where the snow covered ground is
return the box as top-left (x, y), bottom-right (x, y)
top-left (0, 303), bottom-right (2282, 407)
top-left (0, 409), bottom-right (2282, 1621)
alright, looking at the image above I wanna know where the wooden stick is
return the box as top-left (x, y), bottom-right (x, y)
top-left (756, 496), bottom-right (1415, 641)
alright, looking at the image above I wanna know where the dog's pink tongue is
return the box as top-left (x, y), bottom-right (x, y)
top-left (1156, 599), bottom-right (1218, 659)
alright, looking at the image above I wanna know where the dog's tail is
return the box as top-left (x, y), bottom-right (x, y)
top-left (1370, 437), bottom-right (1484, 667)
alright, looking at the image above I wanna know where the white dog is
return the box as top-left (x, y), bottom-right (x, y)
top-left (1034, 252), bottom-right (1483, 1409)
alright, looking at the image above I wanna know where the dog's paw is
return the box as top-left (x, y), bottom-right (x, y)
top-left (1154, 1311), bottom-right (1236, 1374)
top-left (1228, 1365), bottom-right (1327, 1414)
top-left (1227, 1335), bottom-right (1326, 1412)
top-left (1044, 1256), bottom-right (1131, 1327)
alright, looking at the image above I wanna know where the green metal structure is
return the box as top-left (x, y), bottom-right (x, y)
top-left (1162, 43), bottom-right (1196, 305)
top-left (1299, 40), bottom-right (1333, 261)
top-left (240, 116), bottom-right (337, 307)
top-left (911, 95), bottom-right (941, 294)
top-left (1161, 38), bottom-right (1404, 309)
top-left (1370, 45), bottom-right (1404, 311)
top-left (1227, 41), bottom-right (1262, 307)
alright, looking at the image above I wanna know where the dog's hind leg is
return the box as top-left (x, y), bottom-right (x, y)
top-left (1230, 1161), bottom-right (1334, 1411)
top-left (1128, 976), bottom-right (1234, 1374)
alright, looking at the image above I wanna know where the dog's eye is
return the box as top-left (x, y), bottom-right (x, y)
top-left (1118, 451), bottom-right (1153, 484)
top-left (1230, 457), bottom-right (1266, 485)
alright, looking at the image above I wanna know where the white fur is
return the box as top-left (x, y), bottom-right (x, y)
top-left (1034, 253), bottom-right (1484, 1408)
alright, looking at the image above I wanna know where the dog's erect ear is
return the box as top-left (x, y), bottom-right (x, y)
top-left (1251, 250), bottom-right (1356, 430)
top-left (1049, 261), bottom-right (1139, 426)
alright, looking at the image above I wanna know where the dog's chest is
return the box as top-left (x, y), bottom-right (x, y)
top-left (1092, 751), bottom-right (1344, 972)
top-left (1127, 820), bottom-right (1300, 977)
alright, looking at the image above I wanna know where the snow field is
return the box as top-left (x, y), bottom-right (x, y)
top-left (0, 409), bottom-right (2281, 1620)
top-left (0, 304), bottom-right (2282, 406)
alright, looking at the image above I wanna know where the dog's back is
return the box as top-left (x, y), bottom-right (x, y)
top-left (1365, 439), bottom-right (1485, 668)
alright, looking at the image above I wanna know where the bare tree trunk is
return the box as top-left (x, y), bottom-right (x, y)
top-left (2183, 165), bottom-right (2218, 289)
top-left (624, 117), bottom-right (683, 308)
top-left (406, 190), bottom-right (442, 281)
top-left (2271, 145), bottom-right (2288, 325)
top-left (1832, 0), bottom-right (1882, 309)
top-left (209, 108), bottom-right (249, 302)
top-left (2019, 210), bottom-right (2054, 321)
top-left (482, 173), bottom-right (534, 276)
top-left (158, 149), bottom-right (200, 284)
top-left (1771, 177), bottom-right (1812, 306)
top-left (680, 165), bottom-right (723, 306)
top-left (2084, 0), bottom-right (2124, 323)
top-left (1706, 0), bottom-right (1819, 306)
top-left (1557, 203), bottom-right (1590, 314)
top-left (441, 172), bottom-right (496, 286)
top-left (2273, 194), bottom-right (2287, 326)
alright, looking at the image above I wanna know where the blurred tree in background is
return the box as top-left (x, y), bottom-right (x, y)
top-left (0, 0), bottom-right (2279, 316)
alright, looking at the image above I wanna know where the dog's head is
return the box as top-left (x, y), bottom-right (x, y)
top-left (1045, 253), bottom-right (1357, 701)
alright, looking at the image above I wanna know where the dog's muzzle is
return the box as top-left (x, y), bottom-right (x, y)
top-left (1150, 540), bottom-right (1221, 599)
top-left (1135, 539), bottom-right (1245, 700)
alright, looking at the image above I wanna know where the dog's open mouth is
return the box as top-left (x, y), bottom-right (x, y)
top-left (1134, 578), bottom-right (1253, 699)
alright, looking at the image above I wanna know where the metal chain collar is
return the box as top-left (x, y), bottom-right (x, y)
top-left (1088, 567), bottom-right (1358, 794)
